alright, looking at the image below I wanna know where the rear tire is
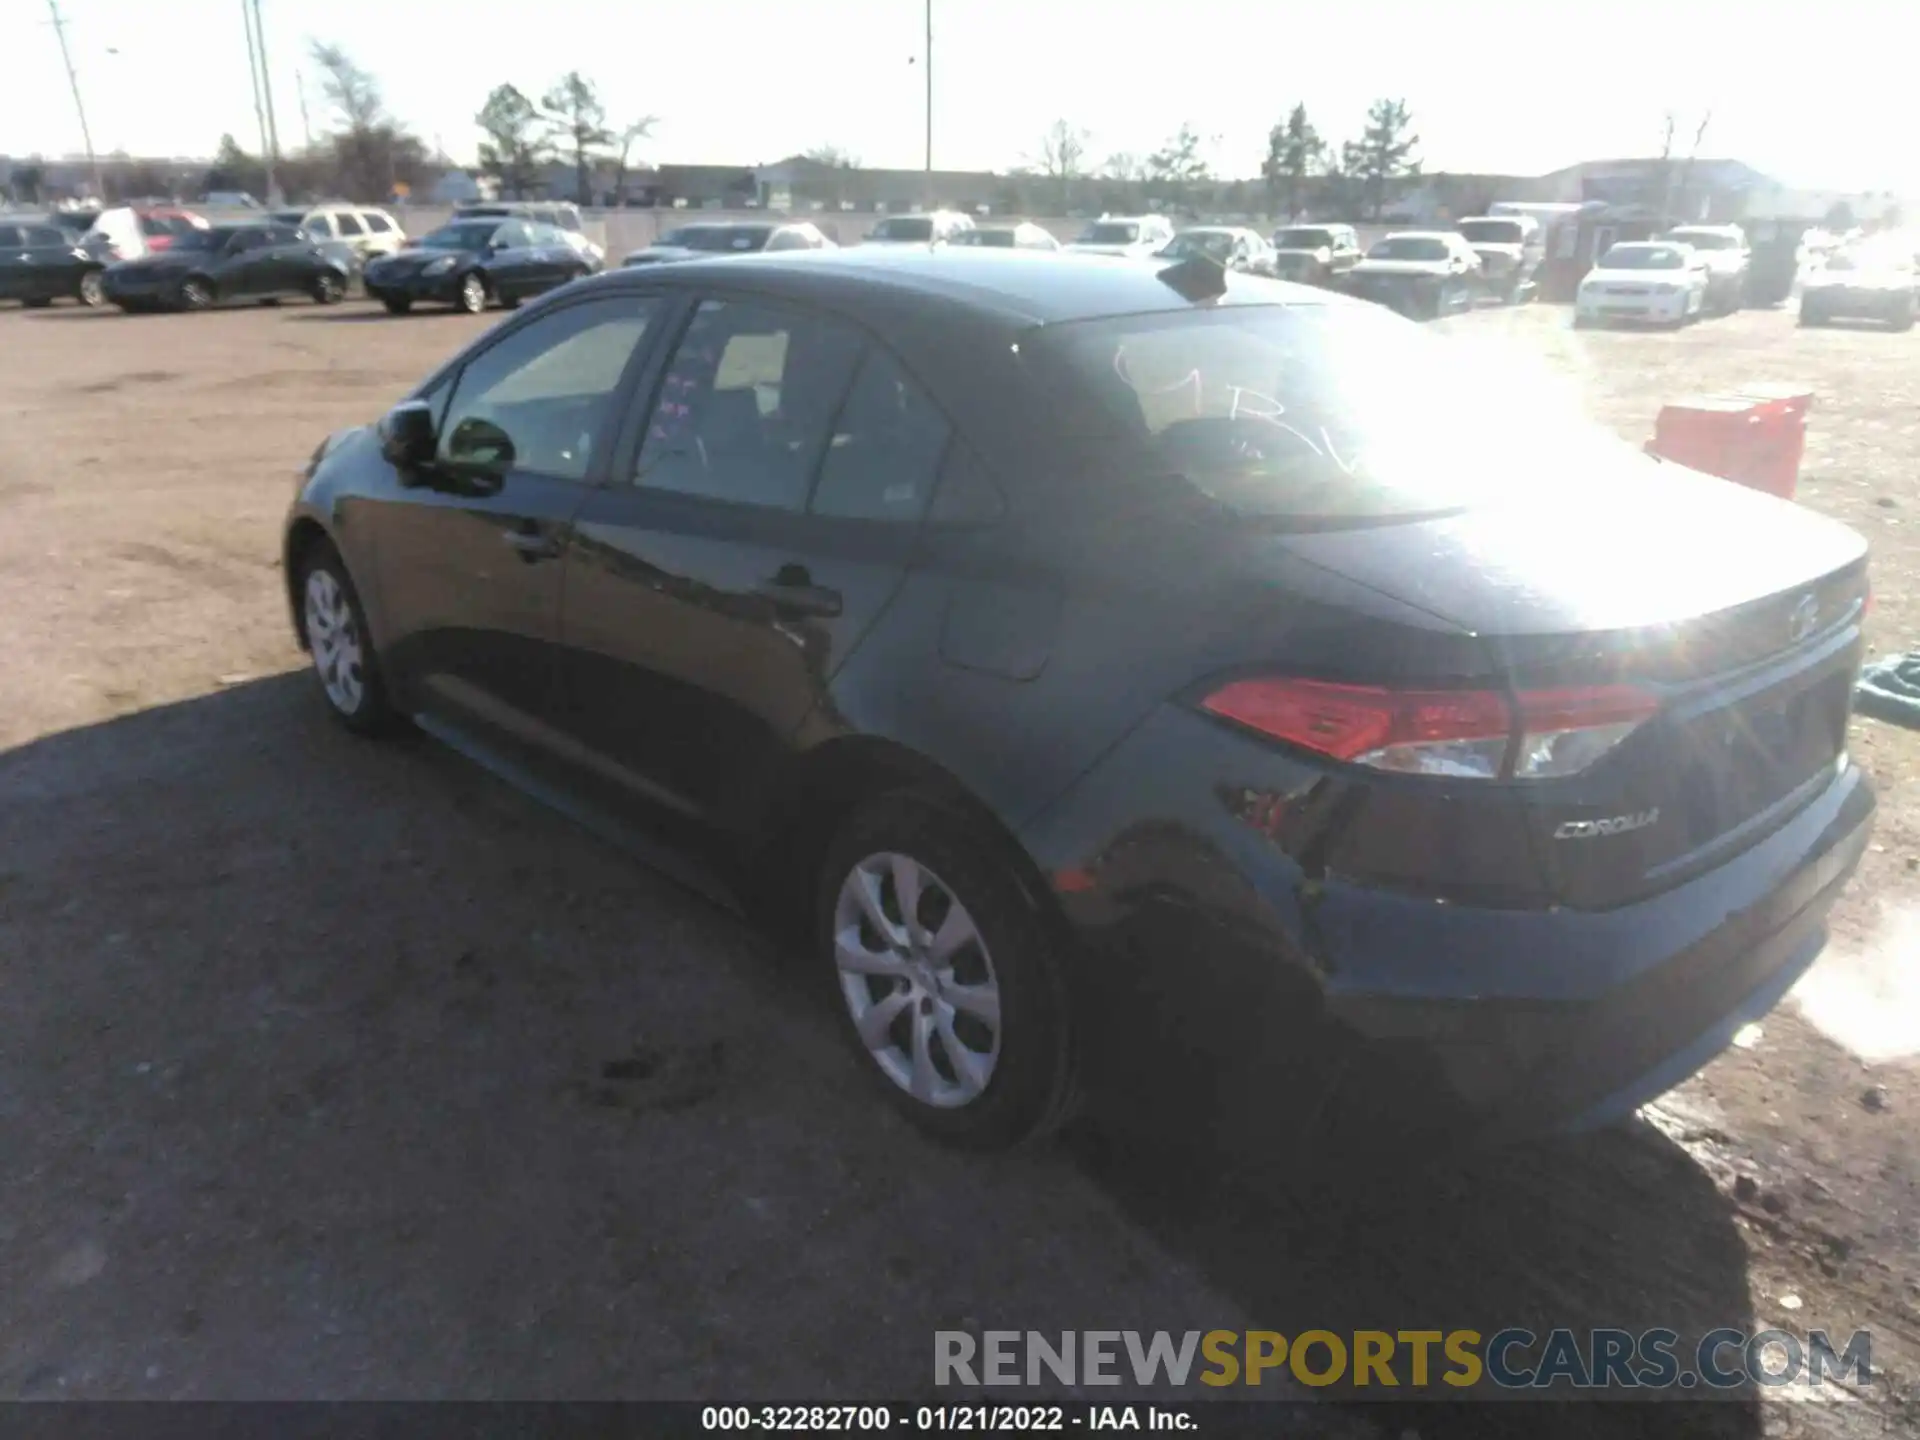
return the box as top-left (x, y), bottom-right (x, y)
top-left (296, 539), bottom-right (398, 736)
top-left (1798, 305), bottom-right (1824, 327)
top-left (381, 296), bottom-right (412, 315)
top-left (816, 792), bottom-right (1074, 1150)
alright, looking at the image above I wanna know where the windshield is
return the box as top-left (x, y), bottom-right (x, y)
top-left (1599, 244), bottom-right (1686, 270)
top-left (679, 226), bottom-right (771, 252)
top-left (1667, 230), bottom-right (1738, 251)
top-left (1275, 229), bottom-right (1334, 250)
top-left (422, 222), bottom-right (499, 251)
top-left (871, 217), bottom-right (935, 241)
top-left (1367, 236), bottom-right (1449, 261)
top-left (268, 210), bottom-right (306, 228)
top-left (954, 229), bottom-right (1017, 247)
top-left (1080, 222), bottom-right (1141, 244)
top-left (1026, 303), bottom-right (1613, 523)
top-left (1458, 220), bottom-right (1524, 244)
top-left (1162, 232), bottom-right (1235, 261)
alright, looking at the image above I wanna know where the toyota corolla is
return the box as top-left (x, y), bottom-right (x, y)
top-left (282, 248), bottom-right (1873, 1153)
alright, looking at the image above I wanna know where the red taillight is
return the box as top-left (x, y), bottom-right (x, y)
top-left (1199, 678), bottom-right (1658, 780)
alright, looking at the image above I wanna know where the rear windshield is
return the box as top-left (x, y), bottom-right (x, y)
top-left (871, 217), bottom-right (935, 241)
top-left (1458, 220), bottom-right (1525, 244)
top-left (1079, 222), bottom-right (1141, 244)
top-left (1367, 236), bottom-right (1449, 261)
top-left (1274, 228), bottom-right (1334, 249)
top-left (1666, 229), bottom-right (1739, 250)
top-left (1161, 231), bottom-right (1235, 261)
top-left (1600, 244), bottom-right (1686, 270)
top-left (954, 229), bottom-right (1018, 247)
top-left (1025, 303), bottom-right (1611, 524)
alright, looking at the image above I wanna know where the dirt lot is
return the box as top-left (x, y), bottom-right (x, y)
top-left (1, 293), bottom-right (1916, 1434)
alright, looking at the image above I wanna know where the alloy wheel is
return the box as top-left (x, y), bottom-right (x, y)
top-left (78, 272), bottom-right (106, 307)
top-left (459, 274), bottom-right (486, 313)
top-left (304, 568), bottom-right (365, 715)
top-left (832, 851), bottom-right (1002, 1109)
top-left (181, 278), bottom-right (212, 310)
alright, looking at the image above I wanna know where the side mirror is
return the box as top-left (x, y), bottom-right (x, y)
top-left (378, 400), bottom-right (438, 475)
top-left (443, 415), bottom-right (516, 473)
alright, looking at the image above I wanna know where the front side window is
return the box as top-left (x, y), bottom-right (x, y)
top-left (306, 214), bottom-right (338, 238)
top-left (437, 297), bottom-right (658, 483)
top-left (633, 298), bottom-right (863, 510)
top-left (810, 348), bottom-right (951, 523)
top-left (492, 221), bottom-right (532, 250)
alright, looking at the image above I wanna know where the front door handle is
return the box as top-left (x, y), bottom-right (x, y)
top-left (502, 525), bottom-right (564, 562)
top-left (755, 568), bottom-right (842, 618)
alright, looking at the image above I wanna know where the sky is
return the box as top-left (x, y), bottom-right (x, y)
top-left (2, 0), bottom-right (1911, 195)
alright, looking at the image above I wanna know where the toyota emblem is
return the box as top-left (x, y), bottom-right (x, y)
top-left (1789, 592), bottom-right (1820, 643)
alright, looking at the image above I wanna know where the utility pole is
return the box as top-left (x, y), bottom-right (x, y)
top-left (251, 0), bottom-right (284, 176)
top-left (46, 0), bottom-right (104, 199)
top-left (296, 69), bottom-right (313, 150)
top-left (239, 0), bottom-right (278, 202)
top-left (923, 0), bottom-right (934, 209)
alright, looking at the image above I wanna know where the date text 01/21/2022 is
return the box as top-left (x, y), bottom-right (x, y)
top-left (700, 1405), bottom-right (1194, 1431)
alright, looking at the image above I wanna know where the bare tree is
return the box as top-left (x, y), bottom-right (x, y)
top-left (1262, 104), bottom-right (1326, 220)
top-left (804, 144), bottom-right (860, 168)
top-left (1674, 110), bottom-right (1712, 223)
top-left (541, 72), bottom-right (612, 206)
top-left (310, 42), bottom-right (385, 131)
top-left (610, 116), bottom-right (658, 206)
top-left (1343, 98), bottom-right (1420, 220)
top-left (475, 84), bottom-right (548, 199)
top-left (1031, 120), bottom-right (1090, 207)
top-left (304, 42), bottom-right (427, 201)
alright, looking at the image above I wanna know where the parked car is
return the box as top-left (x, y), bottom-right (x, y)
top-left (1066, 214), bottom-right (1176, 259)
top-left (101, 222), bottom-right (351, 311)
top-left (1455, 214), bottom-right (1544, 302)
top-left (1573, 241), bottom-right (1709, 328)
top-left (0, 216), bottom-right (108, 306)
top-left (136, 207), bottom-right (211, 253)
top-left (949, 222), bottom-right (1061, 251)
top-left (1662, 224), bottom-right (1750, 314)
top-left (1345, 232), bottom-right (1481, 318)
top-left (1798, 246), bottom-right (1917, 330)
top-left (267, 204), bottom-right (407, 265)
top-left (362, 217), bottom-right (595, 314)
top-left (864, 211), bottom-right (975, 244)
top-left (624, 221), bottom-right (835, 266)
top-left (281, 247), bottom-right (1874, 1154)
top-left (1156, 227), bottom-right (1276, 275)
top-left (1268, 224), bottom-right (1361, 286)
top-left (453, 201), bottom-right (604, 268)
top-left (49, 205), bottom-right (147, 262)
top-left (200, 190), bottom-right (263, 209)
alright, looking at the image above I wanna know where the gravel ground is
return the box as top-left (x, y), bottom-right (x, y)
top-left (0, 293), bottom-right (1915, 1435)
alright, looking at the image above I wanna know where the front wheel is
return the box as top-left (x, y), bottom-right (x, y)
top-left (817, 793), bottom-right (1074, 1149)
top-left (1798, 306), bottom-right (1824, 327)
top-left (298, 541), bottom-right (398, 736)
top-left (311, 270), bottom-right (346, 305)
top-left (77, 270), bottom-right (107, 307)
top-left (178, 276), bottom-right (214, 311)
top-left (456, 272), bottom-right (487, 314)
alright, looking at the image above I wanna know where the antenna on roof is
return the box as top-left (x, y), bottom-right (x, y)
top-left (1155, 253), bottom-right (1228, 302)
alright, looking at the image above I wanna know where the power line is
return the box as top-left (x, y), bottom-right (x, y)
top-left (46, 0), bottom-right (103, 198)
top-left (251, 0), bottom-right (284, 172)
top-left (239, 0), bottom-right (278, 202)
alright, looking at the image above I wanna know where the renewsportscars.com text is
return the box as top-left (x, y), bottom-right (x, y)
top-left (934, 1328), bottom-right (1873, 1391)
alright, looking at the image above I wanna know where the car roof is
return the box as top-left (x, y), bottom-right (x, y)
top-left (566, 245), bottom-right (1328, 327)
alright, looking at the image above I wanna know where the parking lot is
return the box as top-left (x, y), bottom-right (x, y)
top-left (2, 294), bottom-right (1916, 1434)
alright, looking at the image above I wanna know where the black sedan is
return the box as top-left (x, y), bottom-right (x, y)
top-left (282, 248), bottom-right (1874, 1154)
top-left (0, 216), bottom-right (107, 307)
top-left (102, 223), bottom-right (350, 312)
top-left (363, 218), bottom-right (594, 314)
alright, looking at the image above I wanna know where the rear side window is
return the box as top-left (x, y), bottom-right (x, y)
top-left (335, 213), bottom-right (365, 237)
top-left (363, 212), bottom-right (394, 234)
top-left (25, 225), bottom-right (69, 247)
top-left (809, 348), bottom-right (950, 523)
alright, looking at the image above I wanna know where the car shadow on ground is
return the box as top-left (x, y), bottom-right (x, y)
top-left (0, 675), bottom-right (1762, 1426)
top-left (289, 309), bottom-right (469, 324)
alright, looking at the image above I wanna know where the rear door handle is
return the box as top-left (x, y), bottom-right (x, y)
top-left (502, 525), bottom-right (564, 562)
top-left (755, 571), bottom-right (842, 618)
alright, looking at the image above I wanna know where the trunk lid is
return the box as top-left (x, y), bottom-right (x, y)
top-left (1273, 461), bottom-right (1869, 906)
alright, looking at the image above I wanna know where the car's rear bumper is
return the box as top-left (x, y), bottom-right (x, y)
top-left (1019, 704), bottom-right (1874, 1152)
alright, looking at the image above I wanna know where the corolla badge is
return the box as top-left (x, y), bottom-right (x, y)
top-left (1554, 808), bottom-right (1660, 840)
top-left (1788, 593), bottom-right (1820, 644)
